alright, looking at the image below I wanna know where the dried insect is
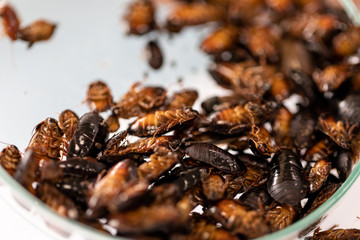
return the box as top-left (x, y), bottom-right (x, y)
top-left (13, 150), bottom-right (39, 194)
top-left (67, 112), bottom-right (108, 158)
top-left (59, 109), bottom-right (79, 141)
top-left (166, 89), bottom-right (198, 110)
top-left (85, 80), bottom-right (113, 112)
top-left (267, 149), bottom-right (307, 206)
top-left (166, 2), bottom-right (223, 30)
top-left (128, 107), bottom-right (198, 137)
top-left (113, 82), bottom-right (167, 119)
top-left (0, 144), bottom-right (21, 176)
top-left (0, 3), bottom-right (20, 41)
top-left (248, 125), bottom-right (277, 158)
top-left (304, 138), bottom-right (336, 162)
top-left (239, 184), bottom-right (273, 210)
top-left (313, 64), bottom-right (350, 93)
top-left (200, 25), bottom-right (238, 55)
top-left (305, 227), bottom-right (360, 240)
top-left (272, 106), bottom-right (293, 147)
top-left (18, 19), bottom-right (56, 47)
top-left (333, 151), bottom-right (353, 183)
top-left (55, 178), bottom-right (92, 208)
top-left (185, 142), bottom-right (246, 174)
top-left (57, 157), bottom-right (106, 179)
top-left (270, 73), bottom-right (291, 101)
top-left (265, 204), bottom-right (297, 232)
top-left (332, 26), bottom-right (360, 57)
top-left (241, 163), bottom-right (269, 193)
top-left (146, 40), bottom-right (163, 70)
top-left (305, 183), bottom-right (340, 215)
top-left (105, 113), bottom-right (120, 133)
top-left (227, 0), bottom-right (265, 24)
top-left (290, 108), bottom-right (316, 149)
top-left (227, 136), bottom-right (249, 152)
top-left (308, 159), bottom-right (331, 193)
top-left (201, 173), bottom-right (228, 201)
top-left (237, 153), bottom-right (270, 170)
top-left (210, 199), bottom-right (270, 239)
top-left (124, 0), bottom-right (156, 35)
top-left (335, 94), bottom-right (360, 126)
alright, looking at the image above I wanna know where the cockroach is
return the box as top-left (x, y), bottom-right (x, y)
top-left (105, 112), bottom-right (120, 133)
top-left (166, 2), bottom-right (223, 30)
top-left (333, 151), bottom-right (353, 182)
top-left (308, 159), bottom-right (331, 193)
top-left (265, 204), bottom-right (297, 232)
top-left (200, 95), bottom-right (247, 115)
top-left (36, 182), bottom-right (79, 219)
top-left (171, 167), bottom-right (210, 193)
top-left (14, 150), bottom-right (39, 194)
top-left (241, 163), bottom-right (269, 193)
top-left (304, 138), bottom-right (336, 162)
top-left (239, 184), bottom-right (273, 210)
top-left (67, 112), bottom-right (108, 158)
top-left (27, 117), bottom-right (64, 160)
top-left (146, 40), bottom-right (163, 70)
top-left (166, 89), bottom-right (198, 110)
top-left (305, 183), bottom-right (340, 215)
top-left (124, 0), bottom-right (156, 35)
top-left (227, 0), bottom-right (265, 24)
top-left (270, 73), bottom-right (291, 101)
top-left (290, 108), bottom-right (316, 149)
top-left (200, 25), bottom-right (238, 55)
top-left (113, 82), bottom-right (167, 119)
top-left (248, 125), bottom-right (277, 158)
top-left (318, 113), bottom-right (356, 149)
top-left (185, 142), bottom-right (246, 174)
top-left (210, 199), bottom-right (270, 239)
top-left (57, 157), bottom-right (106, 179)
top-left (102, 130), bottom-right (128, 155)
top-left (313, 64), bottom-right (350, 93)
top-left (332, 26), bottom-right (360, 57)
top-left (128, 107), bottom-right (198, 137)
top-left (227, 136), bottom-right (250, 152)
top-left (18, 19), bottom-right (56, 47)
top-left (201, 173), bottom-right (228, 201)
top-left (58, 109), bottom-right (79, 141)
top-left (305, 227), bottom-right (360, 240)
top-left (267, 149), bottom-right (307, 206)
top-left (0, 3), bottom-right (20, 41)
top-left (85, 80), bottom-right (113, 112)
top-left (272, 106), bottom-right (293, 147)
top-left (237, 153), bottom-right (270, 170)
top-left (335, 94), bottom-right (360, 126)
top-left (55, 178), bottom-right (92, 207)
top-left (0, 145), bottom-right (21, 176)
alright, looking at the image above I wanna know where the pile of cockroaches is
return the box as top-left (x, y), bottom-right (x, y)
top-left (2, 0), bottom-right (360, 239)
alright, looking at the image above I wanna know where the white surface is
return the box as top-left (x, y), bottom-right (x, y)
top-left (0, 0), bottom-right (360, 239)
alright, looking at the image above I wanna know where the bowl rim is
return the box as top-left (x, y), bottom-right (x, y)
top-left (1, 158), bottom-right (360, 240)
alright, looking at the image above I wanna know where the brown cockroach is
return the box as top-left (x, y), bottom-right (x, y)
top-left (332, 26), bottom-right (360, 57)
top-left (201, 173), bottom-right (229, 201)
top-left (265, 204), bottom-right (297, 232)
top-left (304, 138), bottom-right (337, 162)
top-left (128, 107), bottom-right (199, 137)
top-left (308, 159), bottom-right (332, 193)
top-left (313, 64), bottom-right (350, 93)
top-left (0, 144), bottom-right (21, 176)
top-left (146, 40), bottom-right (163, 70)
top-left (0, 3), bottom-right (20, 41)
top-left (85, 80), bottom-right (113, 112)
top-left (305, 183), bottom-right (340, 215)
top-left (272, 106), bottom-right (293, 147)
top-left (200, 25), bottom-right (238, 55)
top-left (18, 19), bottom-right (56, 47)
top-left (248, 125), bottom-right (278, 158)
top-left (270, 73), bottom-right (291, 101)
top-left (59, 109), bottom-right (79, 141)
top-left (114, 82), bottom-right (167, 119)
top-left (166, 89), bottom-right (198, 110)
top-left (306, 227), bottom-right (360, 240)
top-left (124, 0), bottom-right (156, 35)
top-left (105, 113), bottom-right (120, 133)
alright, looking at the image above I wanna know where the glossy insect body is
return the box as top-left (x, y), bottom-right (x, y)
top-left (332, 26), bottom-right (360, 57)
top-left (85, 80), bottom-right (113, 112)
top-left (105, 113), bottom-right (120, 133)
top-left (114, 83), bottom-right (167, 119)
top-left (308, 159), bottom-right (331, 193)
top-left (55, 178), bottom-right (91, 207)
top-left (18, 20), bottom-right (56, 47)
top-left (333, 151), bottom-right (352, 182)
top-left (166, 89), bottom-right (198, 110)
top-left (267, 149), bottom-right (307, 206)
top-left (239, 184), bottom-right (273, 210)
top-left (265, 204), bottom-right (297, 232)
top-left (146, 40), bottom-right (163, 70)
top-left (185, 143), bottom-right (246, 174)
top-left (248, 125), bottom-right (277, 158)
top-left (306, 227), bottom-right (360, 240)
top-left (290, 109), bottom-right (316, 149)
top-left (59, 109), bottom-right (79, 140)
top-left (128, 107), bottom-right (198, 137)
top-left (67, 112), bottom-right (108, 158)
top-left (124, 0), bottom-right (155, 35)
top-left (57, 157), bottom-right (106, 179)
top-left (304, 138), bottom-right (336, 162)
top-left (201, 173), bottom-right (228, 201)
top-left (27, 117), bottom-right (63, 160)
top-left (335, 94), bottom-right (360, 126)
top-left (0, 3), bottom-right (20, 40)
top-left (0, 145), bottom-right (21, 176)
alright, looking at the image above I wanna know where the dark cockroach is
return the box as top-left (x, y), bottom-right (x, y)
top-left (318, 113), bottom-right (356, 149)
top-left (138, 150), bottom-right (184, 181)
top-left (146, 40), bottom-right (163, 70)
top-left (272, 106), bottom-right (293, 147)
top-left (27, 117), bottom-right (63, 160)
top-left (85, 80), bottom-right (113, 112)
top-left (0, 144), bottom-right (21, 176)
top-left (67, 112), bottom-right (108, 158)
top-left (201, 173), bottom-right (228, 201)
top-left (227, 136), bottom-right (250, 152)
top-left (305, 183), bottom-right (340, 215)
top-left (14, 150), bottom-right (39, 194)
top-left (58, 109), bottom-right (79, 141)
top-left (102, 130), bottom-right (128, 155)
top-left (185, 142), bottom-right (246, 174)
top-left (289, 70), bottom-right (321, 105)
top-left (128, 107), bottom-right (199, 137)
top-left (0, 3), bottom-right (20, 41)
top-left (18, 19), bottom-right (56, 47)
top-left (200, 25), bottom-right (238, 55)
top-left (240, 163), bottom-right (269, 194)
top-left (55, 178), bottom-right (92, 207)
top-left (313, 64), bottom-right (350, 93)
top-left (304, 138), bottom-right (336, 162)
top-left (166, 89), bottom-right (198, 110)
top-left (333, 151), bottom-right (353, 183)
top-left (224, 175), bottom-right (245, 199)
top-left (201, 95), bottom-right (246, 115)
top-left (265, 204), bottom-right (297, 232)
top-left (267, 149), bottom-right (307, 206)
top-left (290, 108), bottom-right (316, 149)
top-left (171, 167), bottom-right (210, 193)
top-left (305, 227), bottom-right (360, 240)
top-left (113, 82), bottom-right (167, 119)
top-left (166, 2), bottom-right (223, 30)
top-left (210, 199), bottom-right (270, 239)
top-left (105, 112), bottom-right (120, 133)
top-left (335, 94), bottom-right (360, 126)
top-left (36, 182), bottom-right (79, 219)
top-left (124, 0), bottom-right (156, 35)
top-left (239, 26), bottom-right (280, 62)
top-left (308, 159), bottom-right (331, 193)
top-left (239, 184), bottom-right (273, 210)
top-left (332, 26), bottom-right (360, 57)
top-left (237, 153), bottom-right (270, 170)
top-left (57, 157), bottom-right (106, 179)
top-left (248, 125), bottom-right (277, 158)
